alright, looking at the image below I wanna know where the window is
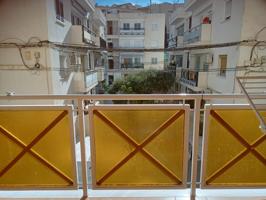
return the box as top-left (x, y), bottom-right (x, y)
top-left (151, 23), bottom-right (158, 31)
top-left (176, 55), bottom-right (183, 68)
top-left (134, 23), bottom-right (141, 30)
top-left (189, 16), bottom-right (192, 31)
top-left (124, 58), bottom-right (133, 66)
top-left (55, 0), bottom-right (64, 22)
top-left (108, 59), bottom-right (114, 69)
top-left (107, 21), bottom-right (113, 35)
top-left (108, 75), bottom-right (114, 85)
top-left (151, 57), bottom-right (158, 65)
top-left (186, 52), bottom-right (190, 68)
top-left (71, 14), bottom-right (81, 25)
top-left (219, 55), bottom-right (227, 76)
top-left (108, 42), bottom-right (113, 48)
top-left (134, 57), bottom-right (141, 64)
top-left (123, 23), bottom-right (130, 30)
top-left (225, 0), bottom-right (232, 20)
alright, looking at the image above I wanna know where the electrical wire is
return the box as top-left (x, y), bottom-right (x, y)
top-left (0, 39), bottom-right (260, 52)
top-left (255, 26), bottom-right (266, 41)
top-left (16, 45), bottom-right (38, 70)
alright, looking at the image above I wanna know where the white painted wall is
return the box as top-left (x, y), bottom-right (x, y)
top-left (0, 0), bottom-right (103, 101)
top-left (209, 0), bottom-right (266, 94)
top-left (144, 14), bottom-right (165, 70)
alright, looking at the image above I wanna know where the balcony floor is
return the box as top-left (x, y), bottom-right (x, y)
top-left (0, 189), bottom-right (265, 199)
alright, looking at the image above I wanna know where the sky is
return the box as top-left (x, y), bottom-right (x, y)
top-left (96, 0), bottom-right (184, 7)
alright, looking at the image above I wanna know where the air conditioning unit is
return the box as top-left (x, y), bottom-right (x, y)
top-left (69, 54), bottom-right (81, 65)
top-left (206, 53), bottom-right (213, 64)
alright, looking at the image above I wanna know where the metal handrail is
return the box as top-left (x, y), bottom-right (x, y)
top-left (83, 26), bottom-right (96, 37)
top-left (1, 94), bottom-right (265, 100)
top-left (0, 94), bottom-right (266, 199)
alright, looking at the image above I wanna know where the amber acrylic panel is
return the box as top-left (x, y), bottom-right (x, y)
top-left (0, 106), bottom-right (77, 189)
top-left (90, 106), bottom-right (189, 189)
top-left (201, 105), bottom-right (266, 188)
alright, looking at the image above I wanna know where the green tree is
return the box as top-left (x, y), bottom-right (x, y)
top-left (108, 70), bottom-right (175, 95)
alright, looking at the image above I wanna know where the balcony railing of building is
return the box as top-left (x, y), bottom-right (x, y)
top-left (180, 68), bottom-right (199, 87)
top-left (100, 37), bottom-right (107, 48)
top-left (120, 28), bottom-right (145, 35)
top-left (85, 70), bottom-right (98, 89)
top-left (184, 23), bottom-right (211, 44)
top-left (168, 35), bottom-right (184, 48)
top-left (95, 67), bottom-right (105, 82)
top-left (121, 63), bottom-right (144, 69)
top-left (0, 94), bottom-right (265, 200)
top-left (81, 26), bottom-right (97, 45)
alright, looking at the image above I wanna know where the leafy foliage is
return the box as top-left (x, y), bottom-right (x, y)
top-left (108, 70), bottom-right (175, 94)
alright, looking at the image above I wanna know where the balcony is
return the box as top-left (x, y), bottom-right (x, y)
top-left (120, 28), bottom-right (145, 36)
top-left (85, 70), bottom-right (98, 90)
top-left (168, 35), bottom-right (184, 48)
top-left (121, 63), bottom-right (144, 69)
top-left (95, 67), bottom-right (105, 82)
top-left (180, 68), bottom-right (208, 91)
top-left (68, 25), bottom-right (96, 45)
top-left (95, 36), bottom-right (107, 48)
top-left (0, 94), bottom-right (265, 199)
top-left (83, 26), bottom-right (97, 45)
top-left (184, 24), bottom-right (211, 44)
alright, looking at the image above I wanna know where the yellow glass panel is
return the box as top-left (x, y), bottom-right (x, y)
top-left (0, 109), bottom-right (76, 188)
top-left (92, 109), bottom-right (186, 188)
top-left (204, 109), bottom-right (266, 187)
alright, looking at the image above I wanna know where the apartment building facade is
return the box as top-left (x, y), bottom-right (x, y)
top-left (99, 6), bottom-right (165, 85)
top-left (168, 0), bottom-right (266, 94)
top-left (0, 0), bottom-right (107, 103)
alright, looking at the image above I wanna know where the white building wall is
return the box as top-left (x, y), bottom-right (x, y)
top-left (0, 0), bottom-right (49, 41)
top-left (0, 0), bottom-right (102, 99)
top-left (208, 0), bottom-right (266, 94)
top-left (207, 0), bottom-right (245, 93)
top-left (45, 0), bottom-right (73, 43)
top-left (144, 14), bottom-right (165, 70)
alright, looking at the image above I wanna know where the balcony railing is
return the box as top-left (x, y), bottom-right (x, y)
top-left (120, 28), bottom-right (145, 35)
top-left (121, 63), bottom-right (144, 69)
top-left (68, 25), bottom-right (97, 45)
top-left (85, 70), bottom-right (98, 89)
top-left (184, 23), bottom-right (211, 44)
top-left (168, 35), bottom-right (184, 48)
top-left (179, 68), bottom-right (208, 91)
top-left (0, 94), bottom-right (265, 199)
top-left (180, 68), bottom-right (199, 86)
top-left (95, 67), bottom-right (105, 82)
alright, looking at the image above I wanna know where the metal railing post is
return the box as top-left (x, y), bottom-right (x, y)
top-left (77, 99), bottom-right (88, 199)
top-left (190, 97), bottom-right (201, 200)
